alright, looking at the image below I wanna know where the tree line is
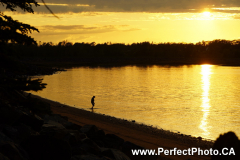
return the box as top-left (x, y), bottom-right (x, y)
top-left (5, 39), bottom-right (240, 65)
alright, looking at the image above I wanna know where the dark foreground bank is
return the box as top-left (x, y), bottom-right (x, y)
top-left (1, 85), bottom-right (240, 160)
top-left (1, 90), bottom-right (158, 160)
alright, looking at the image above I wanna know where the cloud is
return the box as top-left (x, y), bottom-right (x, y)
top-left (31, 24), bottom-right (141, 43)
top-left (40, 25), bottom-right (97, 30)
top-left (36, 24), bottom-right (140, 35)
top-left (42, 0), bottom-right (240, 12)
top-left (233, 14), bottom-right (240, 19)
top-left (211, 7), bottom-right (240, 13)
top-left (2, 0), bottom-right (240, 13)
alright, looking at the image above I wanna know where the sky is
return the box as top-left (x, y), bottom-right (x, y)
top-left (2, 0), bottom-right (240, 44)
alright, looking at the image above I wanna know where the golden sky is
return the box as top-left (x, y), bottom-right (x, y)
top-left (2, 0), bottom-right (240, 44)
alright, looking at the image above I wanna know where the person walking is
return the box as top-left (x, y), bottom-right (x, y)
top-left (91, 96), bottom-right (95, 109)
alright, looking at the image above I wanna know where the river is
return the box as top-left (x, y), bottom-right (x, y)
top-left (32, 65), bottom-right (240, 140)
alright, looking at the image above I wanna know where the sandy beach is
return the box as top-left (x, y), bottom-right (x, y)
top-left (32, 94), bottom-right (214, 160)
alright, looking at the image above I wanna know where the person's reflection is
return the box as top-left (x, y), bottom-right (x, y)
top-left (91, 107), bottom-right (95, 113)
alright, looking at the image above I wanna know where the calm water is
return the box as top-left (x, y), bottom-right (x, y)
top-left (32, 65), bottom-right (240, 140)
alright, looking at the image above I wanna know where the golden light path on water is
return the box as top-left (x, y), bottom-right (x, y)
top-left (199, 65), bottom-right (213, 137)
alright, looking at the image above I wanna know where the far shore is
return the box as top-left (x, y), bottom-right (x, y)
top-left (31, 94), bottom-right (214, 160)
top-left (23, 57), bottom-right (240, 68)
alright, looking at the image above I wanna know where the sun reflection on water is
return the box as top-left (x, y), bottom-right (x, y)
top-left (199, 65), bottom-right (213, 137)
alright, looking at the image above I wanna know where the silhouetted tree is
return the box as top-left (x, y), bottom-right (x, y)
top-left (0, 0), bottom-right (57, 92)
top-left (0, 0), bottom-right (58, 45)
top-left (0, 0), bottom-right (40, 44)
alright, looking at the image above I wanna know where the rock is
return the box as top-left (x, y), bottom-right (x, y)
top-left (197, 136), bottom-right (202, 141)
top-left (14, 124), bottom-right (33, 139)
top-left (101, 148), bottom-right (131, 160)
top-left (104, 134), bottom-right (124, 149)
top-left (21, 135), bottom-right (71, 160)
top-left (97, 130), bottom-right (105, 138)
top-left (122, 141), bottom-right (144, 155)
top-left (40, 125), bottom-right (86, 146)
top-left (211, 131), bottom-right (240, 160)
top-left (80, 125), bottom-right (99, 139)
top-left (94, 140), bottom-right (105, 148)
top-left (0, 124), bottom-right (33, 144)
top-left (40, 127), bottom-right (69, 139)
top-left (0, 132), bottom-right (13, 143)
top-left (79, 138), bottom-right (102, 155)
top-left (44, 114), bottom-right (68, 124)
top-left (43, 120), bottom-right (66, 129)
top-left (67, 131), bottom-right (87, 146)
top-left (71, 154), bottom-right (110, 160)
top-left (0, 153), bottom-right (10, 160)
top-left (0, 141), bottom-right (29, 160)
top-left (71, 145), bottom-right (87, 156)
top-left (15, 112), bottom-right (43, 132)
top-left (22, 98), bottom-right (52, 115)
top-left (65, 122), bottom-right (82, 130)
top-left (92, 130), bottom-right (106, 147)
top-left (0, 104), bottom-right (23, 125)
top-left (0, 125), bottom-right (19, 142)
top-left (44, 114), bottom-right (81, 130)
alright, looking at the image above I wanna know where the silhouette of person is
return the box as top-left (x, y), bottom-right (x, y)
top-left (91, 96), bottom-right (95, 109)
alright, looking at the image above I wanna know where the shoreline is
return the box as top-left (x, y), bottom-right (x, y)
top-left (31, 93), bottom-right (214, 160)
top-left (23, 58), bottom-right (240, 68)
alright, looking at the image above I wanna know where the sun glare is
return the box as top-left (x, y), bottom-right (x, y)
top-left (203, 11), bottom-right (211, 17)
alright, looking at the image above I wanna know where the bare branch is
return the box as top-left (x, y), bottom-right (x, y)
top-left (41, 0), bottom-right (59, 19)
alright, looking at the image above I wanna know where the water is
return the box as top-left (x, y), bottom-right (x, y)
top-left (32, 65), bottom-right (240, 140)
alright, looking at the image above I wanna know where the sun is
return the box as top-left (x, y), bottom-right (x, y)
top-left (203, 11), bottom-right (211, 17)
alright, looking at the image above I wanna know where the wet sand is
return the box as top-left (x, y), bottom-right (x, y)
top-left (32, 94), bottom-right (214, 160)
